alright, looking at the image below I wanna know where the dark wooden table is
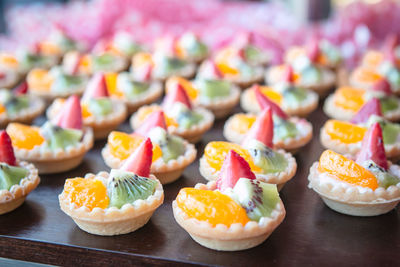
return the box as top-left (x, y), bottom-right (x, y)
top-left (0, 103), bottom-right (399, 266)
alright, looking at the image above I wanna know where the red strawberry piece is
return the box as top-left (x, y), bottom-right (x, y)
top-left (242, 107), bottom-right (274, 148)
top-left (0, 131), bottom-right (16, 166)
top-left (384, 48), bottom-right (397, 65)
top-left (254, 84), bottom-right (288, 119)
top-left (306, 39), bottom-right (320, 63)
top-left (350, 98), bottom-right (383, 124)
top-left (13, 81), bottom-right (28, 95)
top-left (238, 48), bottom-right (247, 61)
top-left (162, 83), bottom-right (192, 110)
top-left (69, 53), bottom-right (82, 76)
top-left (135, 110), bottom-right (167, 137)
top-left (356, 122), bottom-right (388, 170)
top-left (82, 73), bottom-right (109, 101)
top-left (135, 63), bottom-right (153, 82)
top-left (209, 60), bottom-right (223, 78)
top-left (54, 95), bottom-right (83, 130)
top-left (32, 42), bottom-right (41, 54)
top-left (372, 78), bottom-right (392, 95)
top-left (0, 72), bottom-right (5, 80)
top-left (283, 65), bottom-right (295, 83)
top-left (216, 150), bottom-right (256, 191)
top-left (120, 137), bottom-right (153, 177)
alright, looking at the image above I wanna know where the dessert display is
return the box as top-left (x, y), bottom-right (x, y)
top-left (59, 138), bottom-right (164, 235)
top-left (47, 73), bottom-right (127, 139)
top-left (27, 66), bottom-right (89, 103)
top-left (321, 98), bottom-right (400, 160)
top-left (323, 80), bottom-right (400, 122)
top-left (131, 84), bottom-right (214, 143)
top-left (165, 76), bottom-right (240, 119)
top-left (224, 102), bottom-right (313, 154)
top-left (0, 83), bottom-right (45, 128)
top-left (200, 108), bottom-right (297, 190)
top-left (5, 95), bottom-right (93, 174)
top-left (103, 110), bottom-right (196, 184)
top-left (309, 122), bottom-right (400, 216)
top-left (94, 31), bottom-right (145, 59)
top-left (0, 131), bottom-right (40, 215)
top-left (241, 70), bottom-right (319, 117)
top-left (173, 150), bottom-right (285, 251)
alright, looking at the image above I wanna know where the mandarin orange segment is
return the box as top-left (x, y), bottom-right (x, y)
top-left (285, 47), bottom-right (304, 63)
top-left (39, 42), bottom-right (61, 55)
top-left (81, 103), bottom-right (92, 118)
top-left (175, 43), bottom-right (186, 59)
top-left (166, 77), bottom-right (198, 100)
top-left (79, 55), bottom-right (92, 74)
top-left (136, 106), bottom-right (178, 127)
top-left (230, 114), bottom-right (256, 134)
top-left (333, 87), bottom-right (365, 112)
top-left (108, 131), bottom-right (162, 162)
top-left (317, 54), bottom-right (329, 65)
top-left (259, 86), bottom-right (282, 105)
top-left (0, 104), bottom-right (5, 114)
top-left (318, 150), bottom-right (378, 189)
top-left (176, 188), bottom-right (250, 226)
top-left (6, 123), bottom-right (45, 150)
top-left (133, 52), bottom-right (154, 68)
top-left (362, 51), bottom-right (383, 68)
top-left (27, 69), bottom-right (54, 92)
top-left (216, 62), bottom-right (239, 76)
top-left (105, 72), bottom-right (123, 97)
top-left (353, 68), bottom-right (382, 83)
top-left (324, 120), bottom-right (367, 144)
top-left (63, 178), bottom-right (109, 210)
top-left (0, 54), bottom-right (18, 68)
top-left (204, 141), bottom-right (261, 173)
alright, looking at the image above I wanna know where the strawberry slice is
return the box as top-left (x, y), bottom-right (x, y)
top-left (242, 107), bottom-right (274, 148)
top-left (372, 78), bottom-right (392, 95)
top-left (254, 84), bottom-right (288, 119)
top-left (306, 39), bottom-right (320, 63)
top-left (120, 137), bottom-right (153, 177)
top-left (356, 122), bottom-right (388, 170)
top-left (283, 65), bottom-right (295, 83)
top-left (135, 63), bottom-right (153, 82)
top-left (383, 34), bottom-right (398, 54)
top-left (237, 48), bottom-right (247, 61)
top-left (32, 42), bottom-right (41, 54)
top-left (162, 83), bottom-right (192, 110)
top-left (216, 150), bottom-right (256, 191)
top-left (82, 73), bottom-right (109, 101)
top-left (135, 110), bottom-right (167, 137)
top-left (13, 81), bottom-right (28, 95)
top-left (54, 95), bottom-right (83, 130)
top-left (0, 131), bottom-right (16, 166)
top-left (350, 98), bottom-right (383, 124)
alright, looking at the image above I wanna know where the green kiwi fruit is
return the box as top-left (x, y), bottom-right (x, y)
top-left (0, 163), bottom-right (28, 191)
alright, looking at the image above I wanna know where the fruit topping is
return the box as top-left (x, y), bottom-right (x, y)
top-left (86, 98), bottom-right (113, 116)
top-left (0, 163), bottom-right (28, 191)
top-left (242, 108), bottom-right (273, 148)
top-left (208, 60), bottom-right (223, 78)
top-left (257, 86), bottom-right (282, 105)
top-left (135, 106), bottom-right (178, 128)
top-left (6, 123), bottom-right (45, 150)
top-left (0, 131), bottom-right (16, 166)
top-left (0, 89), bottom-right (29, 116)
top-left (147, 127), bottom-right (186, 162)
top-left (306, 39), bottom-right (320, 63)
top-left (134, 63), bottom-right (153, 82)
top-left (41, 122), bottom-right (83, 150)
top-left (27, 69), bottom-right (53, 92)
top-left (54, 95), bottom-right (83, 130)
top-left (166, 77), bottom-right (198, 100)
top-left (283, 65), bottom-right (295, 83)
top-left (254, 85), bottom-right (288, 119)
top-left (63, 178), bottom-right (109, 210)
top-left (229, 114), bottom-right (256, 134)
top-left (82, 73), bottom-right (109, 102)
top-left (216, 150), bottom-right (256, 191)
top-left (196, 79), bottom-right (230, 100)
top-left (324, 120), bottom-right (367, 144)
top-left (176, 188), bottom-right (250, 226)
top-left (135, 111), bottom-right (167, 137)
top-left (372, 78), bottom-right (392, 95)
top-left (162, 83), bottom-right (192, 111)
top-left (13, 81), bottom-right (28, 95)
top-left (120, 138), bottom-right (153, 177)
top-left (350, 98), bottom-right (382, 124)
top-left (333, 87), bottom-right (365, 112)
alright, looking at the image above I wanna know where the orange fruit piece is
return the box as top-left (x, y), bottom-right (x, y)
top-left (333, 87), bottom-right (365, 112)
top-left (105, 72), bottom-right (123, 97)
top-left (107, 131), bottom-right (162, 162)
top-left (79, 55), bottom-right (92, 75)
top-left (271, 64), bottom-right (300, 83)
top-left (324, 120), bottom-right (367, 144)
top-left (352, 68), bottom-right (382, 83)
top-left (0, 104), bottom-right (5, 115)
top-left (229, 114), bottom-right (256, 134)
top-left (81, 103), bottom-right (92, 118)
top-left (318, 150), bottom-right (378, 189)
top-left (175, 42), bottom-right (186, 59)
top-left (39, 42), bottom-right (61, 56)
top-left (136, 106), bottom-right (178, 128)
top-left (259, 86), bottom-right (282, 105)
top-left (63, 178), bottom-right (109, 210)
top-left (362, 50), bottom-right (383, 69)
top-left (166, 77), bottom-right (198, 100)
top-left (204, 141), bottom-right (262, 173)
top-left (27, 69), bottom-right (54, 92)
top-left (176, 188), bottom-right (250, 226)
top-left (0, 53), bottom-right (18, 69)
top-left (6, 123), bottom-right (45, 150)
top-left (216, 62), bottom-right (239, 76)
top-left (133, 52), bottom-right (154, 68)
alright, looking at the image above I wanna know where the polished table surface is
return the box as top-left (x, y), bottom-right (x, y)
top-left (0, 104), bottom-right (399, 266)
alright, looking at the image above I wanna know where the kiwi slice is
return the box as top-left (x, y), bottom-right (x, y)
top-left (107, 169), bottom-right (157, 208)
top-left (41, 122), bottom-right (83, 150)
top-left (362, 160), bottom-right (400, 188)
top-left (300, 66), bottom-right (322, 84)
top-left (225, 178), bottom-right (279, 221)
top-left (88, 98), bottom-right (113, 116)
top-left (0, 89), bottom-right (13, 105)
top-left (5, 97), bottom-right (29, 116)
top-left (148, 127), bottom-right (186, 162)
top-left (197, 79), bottom-right (231, 99)
top-left (283, 87), bottom-right (307, 104)
top-left (380, 97), bottom-right (399, 114)
top-left (367, 115), bottom-right (400, 144)
top-left (274, 117), bottom-right (299, 140)
top-left (246, 140), bottom-right (288, 174)
top-left (0, 163), bottom-right (28, 191)
top-left (245, 45), bottom-right (261, 63)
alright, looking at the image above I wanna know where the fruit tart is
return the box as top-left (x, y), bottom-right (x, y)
top-left (201, 108), bottom-right (297, 190)
top-left (60, 138), bottom-right (164, 235)
top-left (104, 70), bottom-right (163, 114)
top-left (321, 98), bottom-right (400, 160)
top-left (6, 95), bottom-right (93, 174)
top-left (27, 66), bottom-right (88, 103)
top-left (197, 54), bottom-right (264, 89)
top-left (173, 150), bottom-right (285, 251)
top-left (47, 74), bottom-right (127, 139)
top-left (131, 84), bottom-right (214, 143)
top-left (165, 76), bottom-right (240, 119)
top-left (0, 60), bottom-right (21, 89)
top-left (0, 83), bottom-right (45, 128)
top-left (309, 123), bottom-right (400, 216)
top-left (323, 80), bottom-right (400, 122)
top-left (0, 131), bottom-right (40, 215)
top-left (241, 69), bottom-right (319, 117)
top-left (94, 31), bottom-right (145, 59)
top-left (103, 111), bottom-right (196, 184)
top-left (131, 51), bottom-right (196, 82)
top-left (224, 102), bottom-right (313, 154)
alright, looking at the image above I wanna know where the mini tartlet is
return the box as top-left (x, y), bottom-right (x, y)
top-left (0, 84), bottom-right (45, 128)
top-left (321, 98), bottom-right (400, 160)
top-left (47, 73), bottom-right (127, 139)
top-left (103, 110), bottom-right (196, 184)
top-left (6, 95), bottom-right (93, 174)
top-left (323, 81), bottom-right (400, 122)
top-left (0, 61), bottom-right (21, 89)
top-left (166, 76), bottom-right (240, 119)
top-left (60, 138), bottom-right (164, 235)
top-left (131, 84), bottom-right (214, 143)
top-left (309, 123), bottom-right (400, 216)
top-left (173, 150), bottom-right (285, 251)
top-left (0, 131), bottom-right (40, 214)
top-left (201, 108), bottom-right (297, 190)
